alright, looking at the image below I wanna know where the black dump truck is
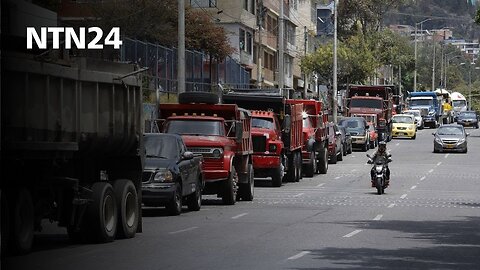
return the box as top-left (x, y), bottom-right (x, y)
top-left (1, 54), bottom-right (145, 255)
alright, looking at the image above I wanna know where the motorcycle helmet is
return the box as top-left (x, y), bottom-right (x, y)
top-left (378, 141), bottom-right (387, 152)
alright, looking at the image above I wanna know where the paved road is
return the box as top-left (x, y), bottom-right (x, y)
top-left (5, 127), bottom-right (480, 270)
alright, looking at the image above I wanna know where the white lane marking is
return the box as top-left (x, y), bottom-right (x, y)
top-left (231, 213), bottom-right (248, 219)
top-left (388, 203), bottom-right (395, 208)
top-left (437, 162), bottom-right (442, 166)
top-left (168, 226), bottom-right (198, 234)
top-left (334, 176), bottom-right (341, 180)
top-left (316, 183), bottom-right (325, 187)
top-left (420, 176), bottom-right (426, 181)
top-left (428, 169), bottom-right (434, 173)
top-left (351, 169), bottom-right (357, 172)
top-left (293, 193), bottom-right (304, 198)
top-left (400, 194), bottom-right (408, 199)
top-left (411, 186), bottom-right (417, 190)
top-left (445, 153), bottom-right (450, 159)
top-left (343, 230), bottom-right (363, 238)
top-left (396, 143), bottom-right (400, 146)
top-left (373, 215), bottom-right (383, 221)
top-left (287, 251), bottom-right (311, 260)
top-left (351, 155), bottom-right (356, 158)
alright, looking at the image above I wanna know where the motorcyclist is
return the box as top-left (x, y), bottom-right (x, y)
top-left (368, 141), bottom-right (391, 186)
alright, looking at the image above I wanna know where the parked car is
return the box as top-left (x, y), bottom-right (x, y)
top-left (403, 109), bottom-right (424, 130)
top-left (456, 111), bottom-right (479, 129)
top-left (327, 123), bottom-right (343, 164)
top-left (142, 133), bottom-right (204, 215)
top-left (433, 124), bottom-right (469, 153)
top-left (339, 117), bottom-right (370, 151)
top-left (392, 114), bottom-right (417, 140)
top-left (338, 125), bottom-right (353, 155)
top-left (368, 124), bottom-right (378, 148)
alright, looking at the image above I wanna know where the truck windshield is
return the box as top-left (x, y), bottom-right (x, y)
top-left (452, 100), bottom-right (467, 107)
top-left (409, 99), bottom-right (433, 106)
top-left (252, 117), bottom-right (274, 129)
top-left (166, 120), bottom-right (224, 136)
top-left (350, 99), bottom-right (382, 109)
top-left (144, 135), bottom-right (179, 159)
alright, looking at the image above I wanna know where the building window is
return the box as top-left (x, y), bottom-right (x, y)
top-left (250, 0), bottom-right (256, 14)
top-left (240, 29), bottom-right (246, 50)
top-left (244, 0), bottom-right (248, 10)
top-left (239, 29), bottom-right (253, 55)
top-left (191, 0), bottom-right (217, 7)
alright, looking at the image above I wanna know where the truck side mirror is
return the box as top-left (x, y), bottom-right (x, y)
top-left (235, 121), bottom-right (244, 143)
top-left (283, 115), bottom-right (291, 133)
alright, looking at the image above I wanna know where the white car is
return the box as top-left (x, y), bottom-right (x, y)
top-left (403, 109), bottom-right (423, 130)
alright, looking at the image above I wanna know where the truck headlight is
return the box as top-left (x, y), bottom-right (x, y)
top-left (212, 148), bottom-right (223, 158)
top-left (154, 170), bottom-right (173, 182)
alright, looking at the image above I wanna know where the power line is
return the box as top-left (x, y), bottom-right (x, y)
top-left (386, 11), bottom-right (474, 22)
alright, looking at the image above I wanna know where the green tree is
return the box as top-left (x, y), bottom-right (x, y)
top-left (93, 0), bottom-right (233, 59)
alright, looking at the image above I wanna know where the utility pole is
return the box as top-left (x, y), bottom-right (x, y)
top-left (414, 24), bottom-right (418, 91)
top-left (178, 0), bottom-right (186, 93)
top-left (303, 25), bottom-right (308, 98)
top-left (333, 0), bottom-right (338, 123)
top-left (432, 42), bottom-right (436, 91)
top-left (257, 0), bottom-right (264, 87)
top-left (279, 0), bottom-right (285, 92)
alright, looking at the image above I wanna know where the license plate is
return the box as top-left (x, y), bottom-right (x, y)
top-left (445, 144), bottom-right (455, 149)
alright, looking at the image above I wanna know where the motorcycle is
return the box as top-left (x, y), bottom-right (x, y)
top-left (366, 154), bottom-right (392, 195)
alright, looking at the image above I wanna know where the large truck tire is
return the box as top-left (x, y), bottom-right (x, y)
top-left (317, 148), bottom-right (328, 174)
top-left (88, 182), bottom-right (118, 243)
top-left (295, 152), bottom-right (301, 182)
top-left (1, 191), bottom-right (10, 256)
top-left (113, 180), bottom-right (139, 239)
top-left (178, 92), bottom-right (219, 105)
top-left (166, 182), bottom-right (183, 216)
top-left (272, 163), bottom-right (283, 187)
top-left (304, 151), bottom-right (316, 177)
top-left (238, 164), bottom-right (254, 201)
top-left (222, 167), bottom-right (238, 205)
top-left (10, 189), bottom-right (34, 254)
top-left (286, 154), bottom-right (297, 182)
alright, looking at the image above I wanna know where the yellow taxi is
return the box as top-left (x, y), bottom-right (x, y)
top-left (392, 114), bottom-right (417, 140)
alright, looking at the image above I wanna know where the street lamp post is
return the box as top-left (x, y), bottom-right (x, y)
top-left (414, 18), bottom-right (433, 92)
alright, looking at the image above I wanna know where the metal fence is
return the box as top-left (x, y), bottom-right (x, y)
top-left (120, 38), bottom-right (251, 94)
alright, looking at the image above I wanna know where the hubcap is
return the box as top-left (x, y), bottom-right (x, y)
top-left (103, 194), bottom-right (115, 232)
top-left (124, 192), bottom-right (136, 228)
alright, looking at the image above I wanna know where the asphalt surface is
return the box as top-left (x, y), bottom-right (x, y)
top-left (4, 126), bottom-right (480, 270)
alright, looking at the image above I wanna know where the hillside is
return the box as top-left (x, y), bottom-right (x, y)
top-left (383, 0), bottom-right (480, 40)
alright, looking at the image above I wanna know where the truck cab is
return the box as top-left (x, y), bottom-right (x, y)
top-left (160, 95), bottom-right (254, 204)
top-left (408, 92), bottom-right (441, 128)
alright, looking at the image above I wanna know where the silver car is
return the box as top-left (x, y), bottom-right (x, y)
top-left (433, 124), bottom-right (469, 153)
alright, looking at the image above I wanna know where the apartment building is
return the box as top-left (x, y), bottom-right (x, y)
top-left (192, 0), bottom-right (303, 90)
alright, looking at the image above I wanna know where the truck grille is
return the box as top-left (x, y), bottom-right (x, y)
top-left (188, 147), bottom-right (211, 154)
top-left (142, 171), bottom-right (153, 183)
top-left (397, 127), bottom-right (407, 130)
top-left (203, 158), bottom-right (224, 170)
top-left (252, 135), bottom-right (267, 152)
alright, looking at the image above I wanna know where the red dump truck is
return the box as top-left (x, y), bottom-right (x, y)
top-left (223, 90), bottom-right (303, 187)
top-left (286, 99), bottom-right (329, 177)
top-left (345, 85), bottom-right (394, 142)
top-left (159, 92), bottom-right (254, 204)
top-left (1, 55), bottom-right (144, 254)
